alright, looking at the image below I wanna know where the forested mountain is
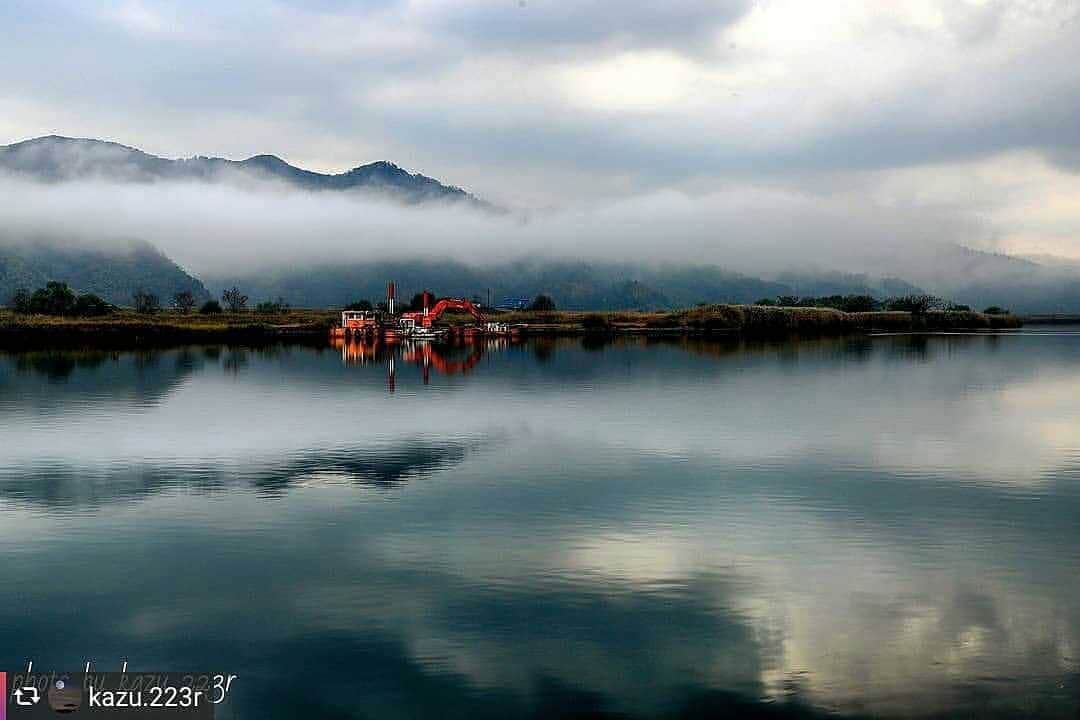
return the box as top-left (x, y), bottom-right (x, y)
top-left (3, 137), bottom-right (1078, 312)
top-left (0, 237), bottom-right (208, 306)
top-left (204, 260), bottom-right (918, 311)
top-left (0, 136), bottom-right (495, 209)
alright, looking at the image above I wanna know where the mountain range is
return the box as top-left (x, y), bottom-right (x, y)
top-left (0, 135), bottom-right (495, 209)
top-left (1, 135), bottom-right (1078, 312)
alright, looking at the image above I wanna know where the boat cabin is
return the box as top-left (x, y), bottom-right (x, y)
top-left (341, 310), bottom-right (379, 330)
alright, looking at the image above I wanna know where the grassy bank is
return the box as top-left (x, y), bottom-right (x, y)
top-left (493, 305), bottom-right (1022, 335)
top-left (0, 309), bottom-right (335, 348)
top-left (0, 304), bottom-right (1021, 348)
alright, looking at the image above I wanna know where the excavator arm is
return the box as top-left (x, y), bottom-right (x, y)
top-left (414, 298), bottom-right (486, 327)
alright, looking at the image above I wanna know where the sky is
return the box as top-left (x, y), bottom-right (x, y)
top-left (2, 0), bottom-right (1080, 259)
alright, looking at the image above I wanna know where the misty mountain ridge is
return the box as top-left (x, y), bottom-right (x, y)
top-left (4, 232), bottom-right (1079, 312)
top-left (203, 259), bottom-right (928, 311)
top-left (0, 236), bottom-right (208, 307)
top-left (2, 136), bottom-right (1079, 312)
top-left (0, 135), bottom-right (496, 210)
top-left (914, 245), bottom-right (1080, 313)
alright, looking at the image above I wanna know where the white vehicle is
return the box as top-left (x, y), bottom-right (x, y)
top-left (398, 317), bottom-right (448, 339)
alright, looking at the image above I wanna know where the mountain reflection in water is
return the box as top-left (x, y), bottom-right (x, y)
top-left (0, 332), bottom-right (1078, 719)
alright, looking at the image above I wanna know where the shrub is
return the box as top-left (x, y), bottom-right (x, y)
top-left (836, 295), bottom-right (879, 313)
top-left (582, 313), bottom-right (611, 331)
top-left (74, 293), bottom-right (111, 317)
top-left (10, 288), bottom-right (32, 314)
top-left (199, 300), bottom-right (223, 315)
top-left (132, 288), bottom-right (160, 314)
top-left (172, 290), bottom-right (196, 314)
top-left (255, 297), bottom-right (290, 313)
top-left (529, 294), bottom-right (556, 311)
top-left (9, 282), bottom-right (112, 316)
top-left (29, 281), bottom-right (78, 315)
top-left (885, 294), bottom-right (945, 315)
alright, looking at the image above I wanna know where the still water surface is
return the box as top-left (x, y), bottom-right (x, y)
top-left (1, 332), bottom-right (1078, 718)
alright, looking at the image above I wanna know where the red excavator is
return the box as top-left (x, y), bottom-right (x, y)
top-left (332, 283), bottom-right (522, 340)
top-left (400, 291), bottom-right (484, 328)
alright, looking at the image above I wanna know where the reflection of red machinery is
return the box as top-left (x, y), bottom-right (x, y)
top-left (404, 342), bottom-right (484, 384)
top-left (334, 336), bottom-right (511, 390)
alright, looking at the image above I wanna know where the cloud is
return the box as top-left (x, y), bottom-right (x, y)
top-left (422, 0), bottom-right (752, 55)
top-left (107, 0), bottom-right (171, 36)
top-left (2, 1), bottom-right (1080, 259)
top-left (0, 171), bottom-right (985, 283)
top-left (1, 0), bottom-right (1079, 205)
top-left (2, 340), bottom-right (1078, 716)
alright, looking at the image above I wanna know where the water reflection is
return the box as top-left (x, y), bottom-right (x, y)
top-left (333, 336), bottom-right (522, 390)
top-left (0, 438), bottom-right (486, 510)
top-left (0, 333), bottom-right (1078, 718)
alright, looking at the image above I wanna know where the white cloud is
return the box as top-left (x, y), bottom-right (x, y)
top-left (106, 0), bottom-right (171, 35)
top-left (2, 0), bottom-right (1080, 254)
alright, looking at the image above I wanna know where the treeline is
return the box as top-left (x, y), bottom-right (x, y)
top-left (5, 281), bottom-right (291, 316)
top-left (9, 282), bottom-right (112, 317)
top-left (754, 294), bottom-right (1010, 315)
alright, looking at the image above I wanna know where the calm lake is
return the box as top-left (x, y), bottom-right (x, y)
top-left (1, 331), bottom-right (1078, 719)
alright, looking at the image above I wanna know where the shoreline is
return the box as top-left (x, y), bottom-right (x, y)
top-left (0, 306), bottom-right (1022, 349)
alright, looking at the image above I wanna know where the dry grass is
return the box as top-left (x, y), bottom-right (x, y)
top-left (0, 305), bottom-right (1021, 347)
top-left (493, 305), bottom-right (1022, 334)
top-left (0, 308), bottom-right (336, 330)
top-left (0, 308), bottom-right (336, 349)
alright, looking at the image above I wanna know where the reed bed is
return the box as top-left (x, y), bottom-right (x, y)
top-left (0, 304), bottom-right (1020, 348)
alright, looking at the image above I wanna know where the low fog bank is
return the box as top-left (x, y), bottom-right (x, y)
top-left (0, 173), bottom-right (1073, 305)
top-left (0, 173), bottom-right (964, 271)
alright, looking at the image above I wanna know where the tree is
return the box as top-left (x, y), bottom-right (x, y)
top-left (10, 288), bottom-right (31, 314)
top-left (529, 294), bottom-right (556, 311)
top-left (886, 294), bottom-right (945, 315)
top-left (29, 281), bottom-right (77, 315)
top-left (983, 305), bottom-right (1009, 315)
top-left (345, 299), bottom-right (373, 311)
top-left (582, 313), bottom-right (611, 331)
top-left (754, 298), bottom-right (777, 306)
top-left (255, 297), bottom-right (290, 313)
top-left (222, 286), bottom-right (248, 312)
top-left (407, 292), bottom-right (427, 312)
top-left (74, 293), bottom-right (111, 317)
top-left (172, 290), bottom-right (196, 314)
top-left (836, 295), bottom-right (878, 313)
top-left (132, 288), bottom-right (160, 314)
top-left (199, 300), bottom-right (223, 315)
